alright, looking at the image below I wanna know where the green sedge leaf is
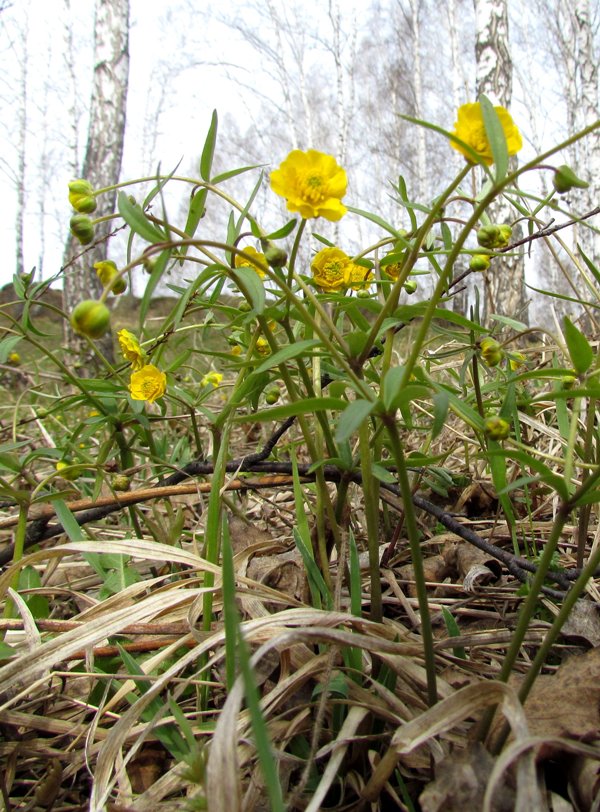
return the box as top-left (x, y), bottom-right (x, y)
top-left (200, 109), bottom-right (218, 182)
top-left (563, 316), bottom-right (593, 374)
top-left (118, 191), bottom-right (166, 244)
top-left (140, 249), bottom-right (171, 325)
top-left (479, 94), bottom-right (509, 182)
top-left (335, 399), bottom-right (376, 443)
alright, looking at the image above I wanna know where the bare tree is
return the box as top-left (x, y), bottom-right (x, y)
top-left (62, 0), bottom-right (130, 360)
top-left (473, 0), bottom-right (527, 324)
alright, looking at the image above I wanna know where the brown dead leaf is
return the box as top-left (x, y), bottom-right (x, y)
top-left (561, 600), bottom-right (600, 648)
top-left (493, 647), bottom-right (600, 760)
top-left (397, 555), bottom-right (449, 596)
top-left (127, 746), bottom-right (168, 793)
top-left (569, 754), bottom-right (600, 810)
top-left (247, 550), bottom-right (309, 607)
top-left (418, 743), bottom-right (515, 812)
top-left (228, 515), bottom-right (277, 555)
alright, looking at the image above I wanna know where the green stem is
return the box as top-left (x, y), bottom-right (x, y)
top-left (359, 420), bottom-right (382, 624)
top-left (2, 502), bottom-right (29, 622)
top-left (384, 417), bottom-right (437, 706)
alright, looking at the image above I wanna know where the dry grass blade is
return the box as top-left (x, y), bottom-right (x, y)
top-left (362, 680), bottom-right (536, 802)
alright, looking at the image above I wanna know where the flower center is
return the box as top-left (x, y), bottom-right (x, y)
top-left (142, 378), bottom-right (157, 396)
top-left (301, 172), bottom-right (325, 203)
top-left (470, 125), bottom-right (491, 155)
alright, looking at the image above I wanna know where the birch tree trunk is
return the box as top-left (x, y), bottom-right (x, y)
top-left (473, 0), bottom-right (527, 324)
top-left (571, 0), bottom-right (600, 269)
top-left (62, 0), bottom-right (130, 361)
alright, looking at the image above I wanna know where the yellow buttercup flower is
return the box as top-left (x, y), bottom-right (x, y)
top-left (117, 329), bottom-right (147, 371)
top-left (129, 364), bottom-right (166, 403)
top-left (270, 149), bottom-right (347, 221)
top-left (201, 371), bottom-right (223, 388)
top-left (311, 247), bottom-right (351, 292)
top-left (344, 263), bottom-right (373, 291)
top-left (451, 102), bottom-right (522, 165)
top-left (235, 246), bottom-right (267, 279)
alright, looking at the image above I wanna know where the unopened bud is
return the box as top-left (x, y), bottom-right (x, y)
top-left (142, 254), bottom-right (157, 275)
top-left (94, 260), bottom-right (126, 295)
top-left (497, 225), bottom-right (512, 248)
top-left (476, 225), bottom-right (501, 249)
top-left (260, 239), bottom-right (288, 268)
top-left (484, 416), bottom-right (510, 441)
top-left (56, 460), bottom-right (78, 481)
top-left (470, 254), bottom-right (491, 272)
top-left (111, 474), bottom-right (131, 492)
top-left (480, 337), bottom-right (503, 367)
top-left (68, 179), bottom-right (97, 213)
top-left (70, 214), bottom-right (95, 245)
top-left (553, 165), bottom-right (589, 195)
top-left (403, 280), bottom-right (418, 295)
top-left (265, 387), bottom-right (281, 404)
top-left (70, 300), bottom-right (111, 339)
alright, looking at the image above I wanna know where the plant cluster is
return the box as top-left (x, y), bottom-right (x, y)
top-left (0, 97), bottom-right (599, 810)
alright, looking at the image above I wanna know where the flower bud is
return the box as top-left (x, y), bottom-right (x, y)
top-left (70, 214), bottom-right (95, 245)
top-left (255, 337), bottom-right (270, 356)
top-left (484, 416), bottom-right (510, 441)
top-left (509, 351), bottom-right (526, 371)
top-left (239, 301), bottom-right (252, 313)
top-left (470, 254), bottom-right (491, 272)
top-left (265, 386), bottom-right (281, 404)
top-left (480, 337), bottom-right (503, 367)
top-left (56, 460), bottom-right (78, 481)
top-left (7, 351), bottom-right (21, 367)
top-left (142, 254), bottom-right (157, 275)
top-left (68, 179), bottom-right (97, 213)
top-left (403, 280), bottom-right (418, 295)
top-left (553, 165), bottom-right (589, 195)
top-left (260, 239), bottom-right (288, 268)
top-left (94, 260), bottom-right (126, 295)
top-left (476, 225), bottom-right (501, 249)
top-left (497, 225), bottom-right (512, 248)
top-left (111, 474), bottom-right (131, 492)
top-left (70, 300), bottom-right (111, 339)
top-left (356, 289), bottom-right (371, 299)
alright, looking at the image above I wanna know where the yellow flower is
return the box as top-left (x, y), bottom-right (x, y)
top-left (451, 102), bottom-right (522, 165)
top-left (129, 364), bottom-right (166, 403)
top-left (95, 260), bottom-right (126, 295)
top-left (509, 351), bottom-right (526, 371)
top-left (235, 246), bottom-right (267, 278)
top-left (201, 371), bottom-right (223, 388)
top-left (7, 352), bottom-right (21, 366)
top-left (344, 263), bottom-right (373, 291)
top-left (117, 329), bottom-right (147, 371)
top-left (256, 337), bottom-right (270, 356)
top-left (270, 149), bottom-right (347, 221)
top-left (311, 247), bottom-right (351, 291)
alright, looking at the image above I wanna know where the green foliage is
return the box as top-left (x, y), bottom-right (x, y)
top-left (1, 98), bottom-right (599, 808)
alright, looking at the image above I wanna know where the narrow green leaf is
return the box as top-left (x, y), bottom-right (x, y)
top-left (265, 218), bottom-right (298, 240)
top-left (346, 205), bottom-right (402, 237)
top-left (140, 248), bottom-right (172, 325)
top-left (118, 191), bottom-right (166, 244)
top-left (200, 110), bottom-right (218, 182)
top-left (249, 339), bottom-right (320, 376)
top-left (441, 607), bottom-right (466, 659)
top-left (431, 390), bottom-right (449, 439)
top-left (211, 163), bottom-right (262, 184)
top-left (335, 399), bottom-right (376, 443)
top-left (479, 94), bottom-right (508, 182)
top-left (563, 316), bottom-right (593, 374)
top-left (233, 397), bottom-right (347, 423)
top-left (53, 499), bottom-right (84, 542)
top-left (231, 266), bottom-right (265, 314)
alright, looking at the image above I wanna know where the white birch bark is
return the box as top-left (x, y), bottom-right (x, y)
top-left (62, 0), bottom-right (130, 357)
top-left (473, 0), bottom-right (527, 323)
